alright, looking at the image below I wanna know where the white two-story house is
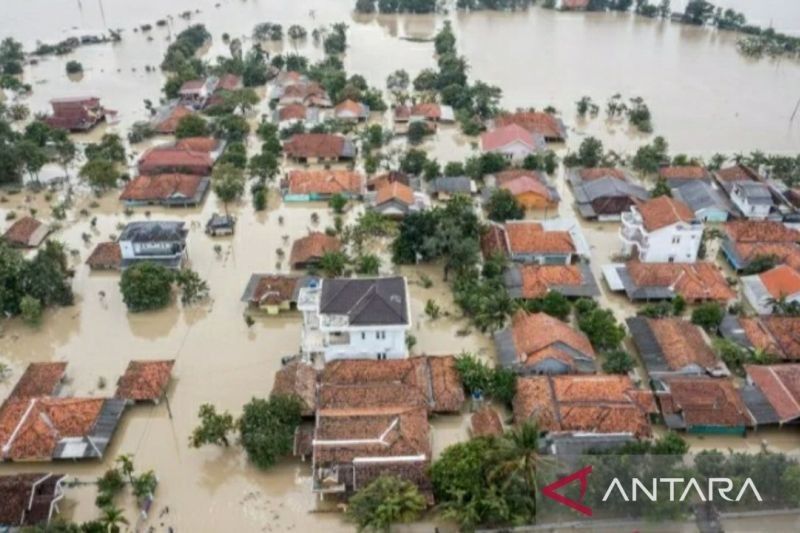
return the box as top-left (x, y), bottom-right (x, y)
top-left (119, 221), bottom-right (188, 270)
top-left (619, 196), bottom-right (703, 263)
top-left (298, 277), bottom-right (411, 362)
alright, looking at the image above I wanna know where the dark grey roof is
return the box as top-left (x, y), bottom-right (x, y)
top-left (734, 182), bottom-right (774, 205)
top-left (319, 277), bottom-right (408, 326)
top-left (206, 213), bottom-right (235, 229)
top-left (494, 328), bottom-right (517, 369)
top-left (573, 176), bottom-right (648, 204)
top-left (617, 266), bottom-right (675, 301)
top-left (720, 237), bottom-right (746, 270)
top-left (627, 317), bottom-right (671, 374)
top-left (545, 432), bottom-right (636, 459)
top-left (430, 176), bottom-right (472, 194)
top-left (503, 263), bottom-right (600, 299)
top-left (740, 383), bottom-right (781, 426)
top-left (119, 221), bottom-right (187, 243)
top-left (719, 314), bottom-right (754, 349)
top-left (672, 180), bottom-right (732, 214)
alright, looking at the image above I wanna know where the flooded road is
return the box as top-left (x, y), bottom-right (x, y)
top-left (2, 0), bottom-right (800, 531)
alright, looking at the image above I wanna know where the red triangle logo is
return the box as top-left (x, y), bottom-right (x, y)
top-left (541, 465), bottom-right (593, 517)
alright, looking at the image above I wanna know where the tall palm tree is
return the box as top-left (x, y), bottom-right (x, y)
top-left (491, 422), bottom-right (545, 521)
top-left (116, 454), bottom-right (135, 484)
top-left (100, 505), bottom-right (129, 533)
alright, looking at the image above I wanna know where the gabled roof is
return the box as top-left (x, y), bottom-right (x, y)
top-left (481, 124), bottom-right (540, 152)
top-left (174, 137), bottom-right (221, 153)
top-left (494, 111), bottom-right (566, 140)
top-left (501, 175), bottom-right (556, 201)
top-left (505, 221), bottom-right (576, 255)
top-left (85, 242), bottom-right (121, 270)
top-left (627, 317), bottom-right (722, 375)
top-left (715, 164), bottom-right (763, 183)
top-left (430, 176), bottom-right (473, 194)
top-left (504, 263), bottom-right (598, 299)
top-left (3, 217), bottom-right (47, 247)
top-left (287, 170), bottom-right (362, 196)
top-left (513, 375), bottom-right (653, 437)
top-left (573, 175), bottom-right (649, 203)
top-left (375, 181), bottom-right (414, 206)
top-left (671, 180), bottom-right (732, 215)
top-left (8, 363), bottom-right (67, 401)
top-left (471, 407), bottom-right (503, 437)
top-left (289, 232), bottom-right (341, 267)
top-left (272, 361), bottom-right (317, 417)
top-left (151, 104), bottom-right (193, 134)
top-left (658, 377), bottom-right (752, 429)
top-left (758, 265), bottom-right (800, 299)
top-left (114, 360), bottom-right (175, 402)
top-left (760, 316), bottom-right (800, 360)
top-left (0, 473), bottom-right (65, 527)
top-left (319, 277), bottom-right (408, 326)
top-left (138, 147), bottom-right (213, 173)
top-left (636, 196), bottom-right (696, 232)
top-left (283, 133), bottom-right (350, 159)
top-left (334, 99), bottom-right (368, 117)
top-left (724, 220), bottom-right (800, 244)
top-left (623, 261), bottom-right (735, 302)
top-left (279, 103), bottom-right (309, 121)
top-left (658, 166), bottom-right (710, 181)
top-left (577, 167), bottom-right (626, 181)
top-left (119, 221), bottom-right (187, 243)
top-left (499, 312), bottom-right (595, 372)
top-left (241, 274), bottom-right (302, 305)
top-left (120, 174), bottom-right (207, 202)
top-left (744, 364), bottom-right (800, 423)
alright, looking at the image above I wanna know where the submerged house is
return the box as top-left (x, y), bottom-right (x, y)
top-left (656, 377), bottom-right (752, 435)
top-left (272, 361), bottom-right (318, 417)
top-left (178, 77), bottom-right (219, 109)
top-left (85, 242), bottom-right (122, 271)
top-left (120, 174), bottom-right (210, 207)
top-left (627, 317), bottom-right (729, 385)
top-left (513, 375), bottom-right (655, 437)
top-left (480, 124), bottom-right (546, 164)
top-left (657, 165), bottom-right (712, 186)
top-left (482, 220), bottom-right (589, 265)
top-left (670, 179), bottom-right (733, 223)
top-left (241, 274), bottom-right (315, 315)
top-left (0, 473), bottom-right (66, 528)
top-left (568, 167), bottom-right (649, 221)
top-left (393, 103), bottom-right (455, 125)
top-left (283, 133), bottom-right (356, 163)
top-left (333, 99), bottom-right (370, 122)
top-left (720, 315), bottom-right (800, 362)
top-left (740, 364), bottom-right (800, 427)
top-left (45, 96), bottom-right (109, 131)
top-left (114, 360), bottom-right (175, 404)
top-left (486, 169), bottom-right (560, 210)
top-left (619, 196), bottom-right (703, 263)
top-left (274, 103), bottom-right (319, 130)
top-left (503, 263), bottom-right (599, 300)
top-left (282, 169), bottom-right (363, 201)
top-left (427, 176), bottom-right (476, 199)
top-left (118, 221), bottom-right (188, 269)
top-left (494, 111), bottom-right (567, 143)
top-left (741, 265), bottom-right (800, 315)
top-left (720, 220), bottom-right (800, 272)
top-left (298, 277), bottom-right (411, 362)
top-left (3, 216), bottom-right (50, 248)
top-left (370, 181), bottom-right (429, 218)
top-left (150, 103), bottom-right (194, 135)
top-left (715, 164), bottom-right (784, 220)
top-left (289, 233), bottom-right (342, 270)
top-left (603, 261), bottom-right (735, 303)
top-left (495, 311), bottom-right (597, 375)
top-left (137, 146), bottom-right (214, 176)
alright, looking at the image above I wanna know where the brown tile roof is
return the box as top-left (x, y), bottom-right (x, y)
top-left (716, 164), bottom-right (762, 183)
top-left (217, 73), bottom-right (242, 91)
top-left (120, 174), bottom-right (205, 202)
top-left (471, 407), bottom-right (504, 437)
top-left (0, 398), bottom-right (104, 461)
top-left (138, 148), bottom-right (213, 175)
top-left (509, 312), bottom-right (595, 369)
top-left (320, 356), bottom-right (464, 414)
top-left (85, 242), bottom-right (122, 270)
top-left (513, 375), bottom-right (653, 437)
top-left (114, 360), bottom-right (174, 401)
top-left (562, 0), bottom-right (591, 9)
top-left (724, 220), bottom-right (800, 244)
top-left (495, 111), bottom-right (565, 139)
top-left (745, 364), bottom-right (800, 422)
top-left (367, 171), bottom-right (409, 191)
top-left (659, 377), bottom-right (751, 428)
top-left (646, 318), bottom-right (719, 371)
top-left (289, 232), bottom-right (341, 268)
top-left (335, 99), bottom-right (365, 116)
top-left (738, 317), bottom-right (783, 358)
top-left (0, 473), bottom-right (64, 526)
top-left (636, 196), bottom-right (696, 232)
top-left (279, 104), bottom-right (308, 121)
top-left (481, 124), bottom-right (537, 152)
top-left (578, 167), bottom-right (625, 181)
top-left (272, 361), bottom-right (317, 417)
top-left (174, 137), bottom-right (220, 152)
top-left (3, 217), bottom-right (45, 247)
top-left (760, 316), bottom-right (800, 361)
top-left (287, 170), bottom-right (362, 196)
top-left (375, 181), bottom-right (414, 206)
top-left (505, 221), bottom-right (575, 254)
top-left (283, 133), bottom-right (346, 159)
top-left (480, 223), bottom-right (510, 259)
top-left (625, 261), bottom-right (735, 302)
top-left (517, 265), bottom-right (584, 299)
top-left (249, 275), bottom-right (299, 305)
top-left (8, 363), bottom-right (67, 401)
top-left (154, 105), bottom-right (193, 134)
top-left (759, 265), bottom-right (800, 299)
top-left (411, 103), bottom-right (441, 120)
top-left (658, 166), bottom-right (709, 181)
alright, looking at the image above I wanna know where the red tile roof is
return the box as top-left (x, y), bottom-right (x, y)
top-left (513, 375), bottom-right (653, 437)
top-left (745, 364), bottom-right (800, 422)
top-left (3, 217), bottom-right (46, 247)
top-left (114, 360), bottom-right (175, 402)
top-left (9, 363), bottom-right (67, 401)
top-left (562, 0), bottom-right (591, 9)
top-left (120, 174), bottom-right (205, 202)
top-left (287, 170), bottom-right (362, 196)
top-left (517, 265), bottom-right (584, 299)
top-left (645, 318), bottom-right (719, 371)
top-left (174, 137), bottom-right (220, 152)
top-left (636, 196), bottom-right (696, 232)
top-left (505, 221), bottom-right (575, 254)
top-left (249, 275), bottom-right (299, 305)
top-left (375, 181), bottom-right (414, 206)
top-left (658, 166), bottom-right (710, 181)
top-left (760, 316), bottom-right (800, 361)
top-left (334, 99), bottom-right (365, 117)
top-left (495, 111), bottom-right (565, 139)
top-left (138, 147), bottom-right (213, 176)
top-left (217, 73), bottom-right (242, 91)
top-left (290, 232), bottom-right (341, 268)
top-left (724, 221), bottom-right (800, 244)
top-left (154, 105), bottom-right (193, 134)
top-left (759, 265), bottom-right (800, 299)
top-left (659, 377), bottom-right (751, 428)
top-left (625, 261), bottom-right (735, 302)
top-left (716, 164), bottom-right (762, 183)
top-left (471, 407), bottom-right (503, 437)
top-left (283, 133), bottom-right (347, 159)
top-left (481, 124), bottom-right (536, 152)
top-left (86, 242), bottom-right (121, 270)
top-left (509, 312), bottom-right (596, 369)
top-left (578, 167), bottom-right (626, 181)
top-left (279, 104), bottom-right (308, 121)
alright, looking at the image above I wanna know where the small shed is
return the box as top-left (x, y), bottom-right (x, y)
top-left (206, 213), bottom-right (236, 236)
top-left (115, 360), bottom-right (175, 404)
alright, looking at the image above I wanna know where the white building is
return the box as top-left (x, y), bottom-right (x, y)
top-left (119, 221), bottom-right (188, 269)
top-left (619, 196), bottom-right (703, 263)
top-left (299, 277), bottom-right (411, 362)
top-left (729, 182), bottom-right (774, 220)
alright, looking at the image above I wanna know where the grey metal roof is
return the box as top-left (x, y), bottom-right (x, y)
top-left (119, 221), bottom-right (187, 243)
top-left (430, 176), bottom-right (472, 194)
top-left (719, 314), bottom-right (754, 349)
top-left (545, 432), bottom-right (635, 459)
top-left (627, 317), bottom-right (671, 374)
top-left (617, 266), bottom-right (675, 301)
top-left (740, 383), bottom-right (781, 426)
top-left (319, 277), bottom-right (408, 326)
top-left (734, 182), bottom-right (774, 205)
top-left (494, 328), bottom-right (518, 369)
top-left (206, 213), bottom-right (235, 229)
top-left (672, 180), bottom-right (732, 214)
top-left (52, 399), bottom-right (126, 460)
top-left (574, 176), bottom-right (649, 203)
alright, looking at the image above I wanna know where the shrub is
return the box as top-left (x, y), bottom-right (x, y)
top-left (65, 60), bottom-right (83, 74)
top-left (119, 263), bottom-right (174, 312)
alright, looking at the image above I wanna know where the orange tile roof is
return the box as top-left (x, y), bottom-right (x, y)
top-left (471, 407), bottom-right (503, 437)
top-left (636, 196), bottom-right (696, 232)
top-left (120, 174), bottom-right (205, 201)
top-left (501, 176), bottom-right (553, 201)
top-left (759, 265), bottom-right (800, 299)
top-left (495, 111), bottom-right (565, 139)
top-left (510, 312), bottom-right (595, 369)
top-left (138, 148), bottom-right (213, 175)
top-left (289, 232), bottom-right (341, 268)
top-left (658, 166), bottom-right (709, 180)
top-left (279, 103), bottom-right (307, 121)
top-left (375, 181), bottom-right (414, 206)
top-left (505, 222), bottom-right (575, 255)
top-left (481, 124), bottom-right (536, 152)
top-left (513, 375), bottom-right (652, 437)
top-left (174, 137), bottom-right (220, 152)
top-left (250, 275), bottom-right (299, 305)
top-left (734, 242), bottom-right (800, 271)
top-left (578, 167), bottom-right (625, 181)
top-left (0, 398), bottom-right (104, 461)
top-left (716, 164), bottom-right (762, 183)
top-left (284, 133), bottom-right (346, 159)
top-left (517, 265), bottom-right (584, 298)
top-left (625, 261), bottom-right (735, 302)
top-left (154, 105), bottom-right (193, 134)
top-left (114, 360), bottom-right (174, 401)
top-left (724, 220), bottom-right (800, 244)
top-left (85, 242), bottom-right (121, 270)
top-left (745, 364), bottom-right (800, 422)
top-left (761, 316), bottom-right (800, 361)
top-left (410, 103), bottom-right (441, 120)
top-left (272, 361), bottom-right (317, 417)
top-left (3, 217), bottom-right (45, 247)
top-left (8, 363), bottom-right (67, 401)
top-left (287, 170), bottom-right (362, 196)
top-left (738, 317), bottom-right (784, 358)
top-left (334, 99), bottom-right (365, 116)
top-left (659, 377), bottom-right (751, 428)
top-left (646, 318), bottom-right (719, 371)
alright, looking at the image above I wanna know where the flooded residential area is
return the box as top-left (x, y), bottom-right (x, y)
top-left (1, 0), bottom-right (800, 532)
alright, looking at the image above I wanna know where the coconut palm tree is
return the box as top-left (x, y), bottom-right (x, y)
top-left (115, 454), bottom-right (135, 484)
top-left (491, 422), bottom-right (545, 521)
top-left (100, 505), bottom-right (129, 533)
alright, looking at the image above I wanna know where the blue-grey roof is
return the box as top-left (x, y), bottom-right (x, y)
top-left (672, 180), bottom-right (732, 214)
top-left (573, 176), bottom-right (648, 204)
top-left (320, 277), bottom-right (408, 326)
top-left (719, 314), bottom-right (754, 349)
top-left (740, 383), bottom-right (781, 426)
top-left (617, 265), bottom-right (675, 301)
top-left (119, 221), bottom-right (187, 243)
top-left (430, 176), bottom-right (472, 194)
top-left (734, 182), bottom-right (774, 206)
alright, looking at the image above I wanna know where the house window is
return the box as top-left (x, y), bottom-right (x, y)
top-left (377, 353), bottom-right (387, 361)
top-left (671, 236), bottom-right (681, 244)
top-left (361, 332), bottom-right (366, 340)
top-left (376, 331), bottom-right (386, 340)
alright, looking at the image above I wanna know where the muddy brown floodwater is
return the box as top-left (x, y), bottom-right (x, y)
top-left (2, 0), bottom-right (800, 531)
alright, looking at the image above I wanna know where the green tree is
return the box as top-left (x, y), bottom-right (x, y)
top-left (17, 140), bottom-right (47, 183)
top-left (51, 130), bottom-right (77, 181)
top-left (486, 188), bottom-right (524, 222)
top-left (239, 395), bottom-right (303, 469)
top-left (119, 262), bottom-right (174, 312)
top-left (20, 295), bottom-right (42, 326)
top-left (319, 251), bottom-right (348, 277)
top-left (347, 475), bottom-right (426, 532)
top-left (212, 163), bottom-right (246, 213)
top-left (65, 60), bottom-right (83, 74)
top-left (356, 254), bottom-right (381, 275)
top-left (492, 422), bottom-right (541, 521)
top-left (399, 149), bottom-right (428, 175)
top-left (79, 159), bottom-right (120, 191)
top-left (174, 268), bottom-right (209, 305)
top-left (602, 349), bottom-right (635, 374)
top-left (190, 404), bottom-right (236, 447)
top-left (84, 134), bottom-right (126, 163)
top-left (632, 136), bottom-right (669, 174)
top-left (175, 114), bottom-right (209, 139)
top-left (248, 150), bottom-right (279, 181)
top-left (690, 302), bottom-right (724, 332)
top-left (223, 88), bottom-right (260, 115)
top-left (99, 505), bottom-right (128, 533)
top-left (577, 306), bottom-right (625, 351)
top-left (651, 177), bottom-right (672, 198)
top-left (407, 121), bottom-right (430, 146)
top-left (214, 114), bottom-right (250, 142)
top-left (564, 136), bottom-right (604, 168)
top-left (329, 193), bottom-right (348, 214)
